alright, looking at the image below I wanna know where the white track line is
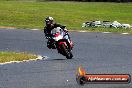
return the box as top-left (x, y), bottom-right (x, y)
top-left (31, 29), bottom-right (40, 30)
top-left (122, 33), bottom-right (129, 35)
top-left (0, 55), bottom-right (45, 65)
top-left (102, 32), bottom-right (112, 34)
top-left (30, 29), bottom-right (131, 35)
top-left (79, 31), bottom-right (87, 32)
top-left (78, 31), bottom-right (130, 35)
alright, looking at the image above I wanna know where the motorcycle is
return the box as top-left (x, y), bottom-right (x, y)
top-left (50, 27), bottom-right (73, 59)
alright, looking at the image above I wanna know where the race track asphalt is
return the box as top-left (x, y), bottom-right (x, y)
top-left (0, 29), bottom-right (132, 88)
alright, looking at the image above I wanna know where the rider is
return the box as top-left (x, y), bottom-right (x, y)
top-left (44, 16), bottom-right (72, 49)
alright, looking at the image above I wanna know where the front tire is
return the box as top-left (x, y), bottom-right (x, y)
top-left (61, 44), bottom-right (73, 59)
top-left (66, 50), bottom-right (73, 59)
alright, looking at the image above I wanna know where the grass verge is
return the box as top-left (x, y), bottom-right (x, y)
top-left (0, 51), bottom-right (37, 63)
top-left (0, 1), bottom-right (132, 33)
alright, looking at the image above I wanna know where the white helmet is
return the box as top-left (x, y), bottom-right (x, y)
top-left (45, 16), bottom-right (54, 22)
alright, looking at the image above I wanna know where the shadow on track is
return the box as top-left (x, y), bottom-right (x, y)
top-left (44, 58), bottom-right (74, 61)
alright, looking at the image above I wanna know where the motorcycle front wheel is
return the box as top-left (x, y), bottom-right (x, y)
top-left (61, 44), bottom-right (73, 59)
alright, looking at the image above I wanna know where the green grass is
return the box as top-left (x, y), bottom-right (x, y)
top-left (0, 1), bottom-right (132, 33)
top-left (0, 51), bottom-right (37, 63)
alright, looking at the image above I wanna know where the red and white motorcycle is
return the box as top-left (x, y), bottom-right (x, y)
top-left (50, 27), bottom-right (73, 59)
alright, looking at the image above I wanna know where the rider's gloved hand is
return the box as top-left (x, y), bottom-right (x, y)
top-left (45, 35), bottom-right (50, 39)
top-left (64, 28), bottom-right (68, 33)
top-left (45, 33), bottom-right (51, 39)
top-left (46, 36), bottom-right (50, 39)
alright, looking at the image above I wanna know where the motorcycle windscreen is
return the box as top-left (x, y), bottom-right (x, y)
top-left (51, 27), bottom-right (61, 34)
top-left (51, 27), bottom-right (63, 41)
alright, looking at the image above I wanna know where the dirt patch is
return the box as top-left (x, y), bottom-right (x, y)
top-left (0, 26), bottom-right (16, 29)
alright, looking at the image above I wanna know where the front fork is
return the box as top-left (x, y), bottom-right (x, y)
top-left (63, 34), bottom-right (73, 49)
